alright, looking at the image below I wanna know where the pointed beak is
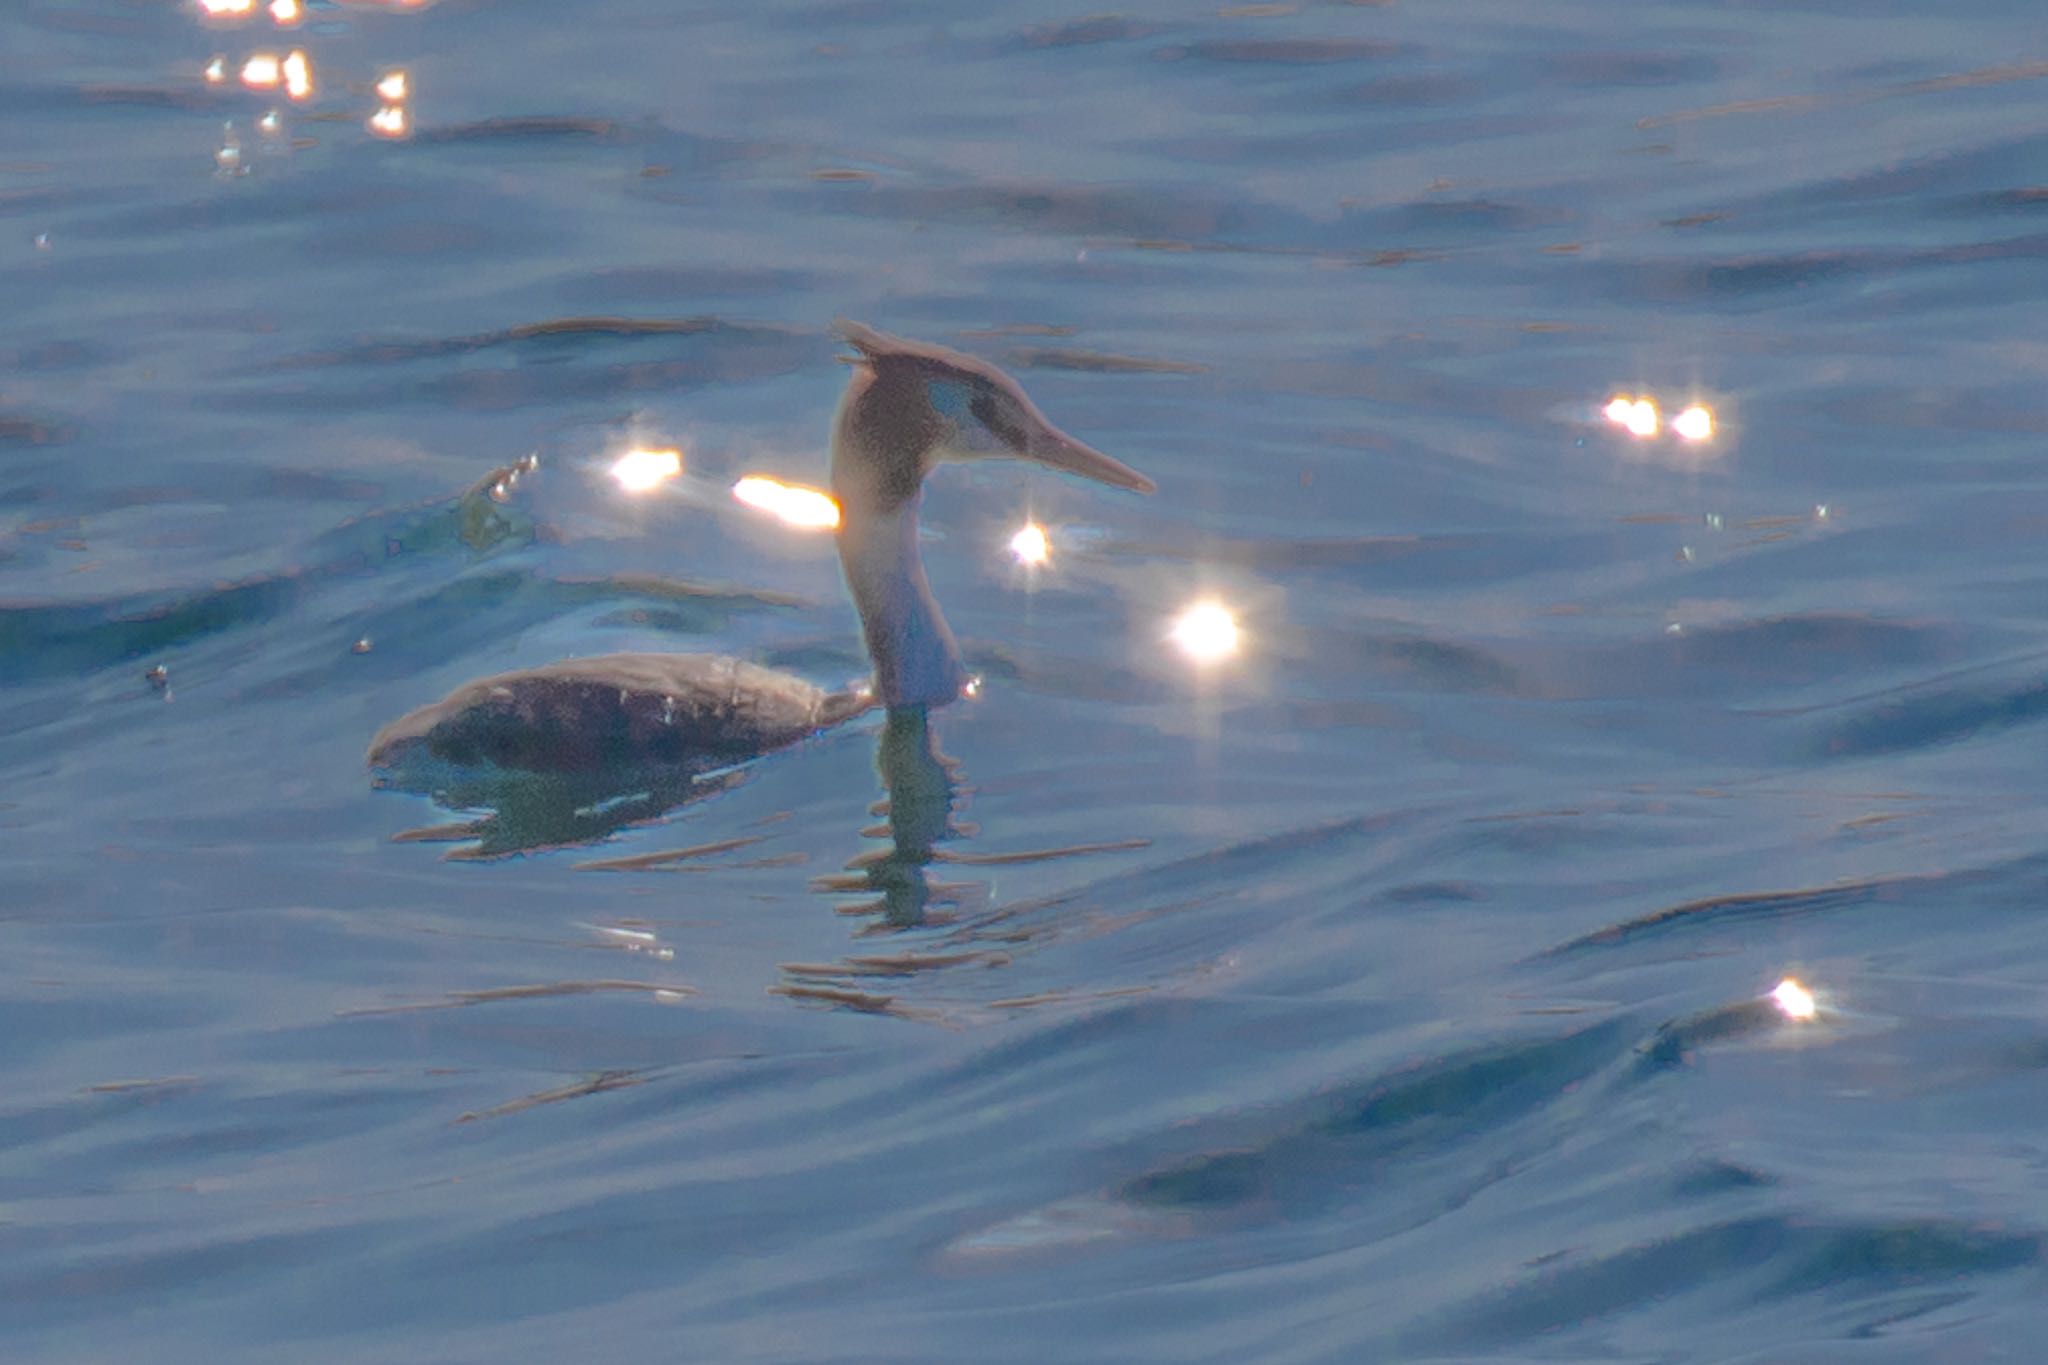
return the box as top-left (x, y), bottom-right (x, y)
top-left (1024, 425), bottom-right (1156, 494)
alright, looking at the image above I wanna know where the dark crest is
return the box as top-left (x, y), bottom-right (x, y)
top-left (835, 320), bottom-right (1040, 416)
top-left (837, 320), bottom-right (996, 379)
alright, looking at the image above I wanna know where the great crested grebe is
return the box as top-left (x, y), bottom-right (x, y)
top-left (367, 321), bottom-right (1154, 784)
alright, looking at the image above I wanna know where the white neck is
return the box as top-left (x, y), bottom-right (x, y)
top-left (837, 491), bottom-right (968, 708)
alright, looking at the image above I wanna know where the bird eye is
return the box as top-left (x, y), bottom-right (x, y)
top-left (969, 390), bottom-right (1027, 450)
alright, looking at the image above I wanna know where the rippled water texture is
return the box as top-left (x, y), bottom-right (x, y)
top-left (5, 1), bottom-right (2048, 1359)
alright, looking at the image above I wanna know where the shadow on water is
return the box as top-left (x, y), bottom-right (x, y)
top-left (1107, 1016), bottom-right (1641, 1226)
top-left (947, 1012), bottom-right (1649, 1263)
top-left (1415, 1213), bottom-right (2037, 1356)
top-left (1806, 652), bottom-right (2048, 759)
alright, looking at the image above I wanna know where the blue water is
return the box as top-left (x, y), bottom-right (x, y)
top-left (6, 1), bottom-right (2048, 1358)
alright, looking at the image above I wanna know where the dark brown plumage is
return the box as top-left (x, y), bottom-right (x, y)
top-left (367, 655), bottom-right (873, 775)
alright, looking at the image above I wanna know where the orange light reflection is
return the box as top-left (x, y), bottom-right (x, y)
top-left (732, 476), bottom-right (841, 531)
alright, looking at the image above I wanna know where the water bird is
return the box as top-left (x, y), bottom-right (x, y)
top-left (368, 321), bottom-right (1154, 795)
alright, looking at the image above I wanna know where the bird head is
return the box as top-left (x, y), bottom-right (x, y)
top-left (830, 320), bottom-right (1155, 509)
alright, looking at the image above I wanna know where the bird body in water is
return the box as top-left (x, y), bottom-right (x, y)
top-left (367, 322), bottom-right (1154, 783)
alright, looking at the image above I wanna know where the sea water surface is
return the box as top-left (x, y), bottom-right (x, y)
top-left (5, 1), bottom-right (2048, 1360)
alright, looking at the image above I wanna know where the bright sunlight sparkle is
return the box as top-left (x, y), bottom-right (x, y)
top-left (609, 448), bottom-right (682, 494)
top-left (732, 475), bottom-right (842, 531)
top-left (1009, 522), bottom-right (1050, 566)
top-left (1673, 404), bottom-right (1715, 442)
top-left (1170, 600), bottom-right (1241, 664)
top-left (1771, 977), bottom-right (1818, 1022)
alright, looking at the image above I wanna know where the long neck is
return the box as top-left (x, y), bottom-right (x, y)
top-left (831, 362), bottom-right (968, 709)
top-left (836, 488), bottom-right (968, 708)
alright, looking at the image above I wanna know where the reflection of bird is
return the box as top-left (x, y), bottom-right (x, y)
top-left (845, 705), bottom-right (964, 927)
top-left (369, 322), bottom-right (1154, 805)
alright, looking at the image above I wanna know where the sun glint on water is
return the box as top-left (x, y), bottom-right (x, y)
top-left (1771, 977), bottom-right (1818, 1021)
top-left (1009, 522), bottom-right (1050, 566)
top-left (1603, 394), bottom-right (1660, 438)
top-left (1672, 404), bottom-right (1715, 442)
top-left (733, 475), bottom-right (841, 531)
top-left (609, 448), bottom-right (682, 494)
top-left (240, 54), bottom-right (281, 87)
top-left (282, 49), bottom-right (312, 100)
top-left (1170, 600), bottom-right (1241, 664)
